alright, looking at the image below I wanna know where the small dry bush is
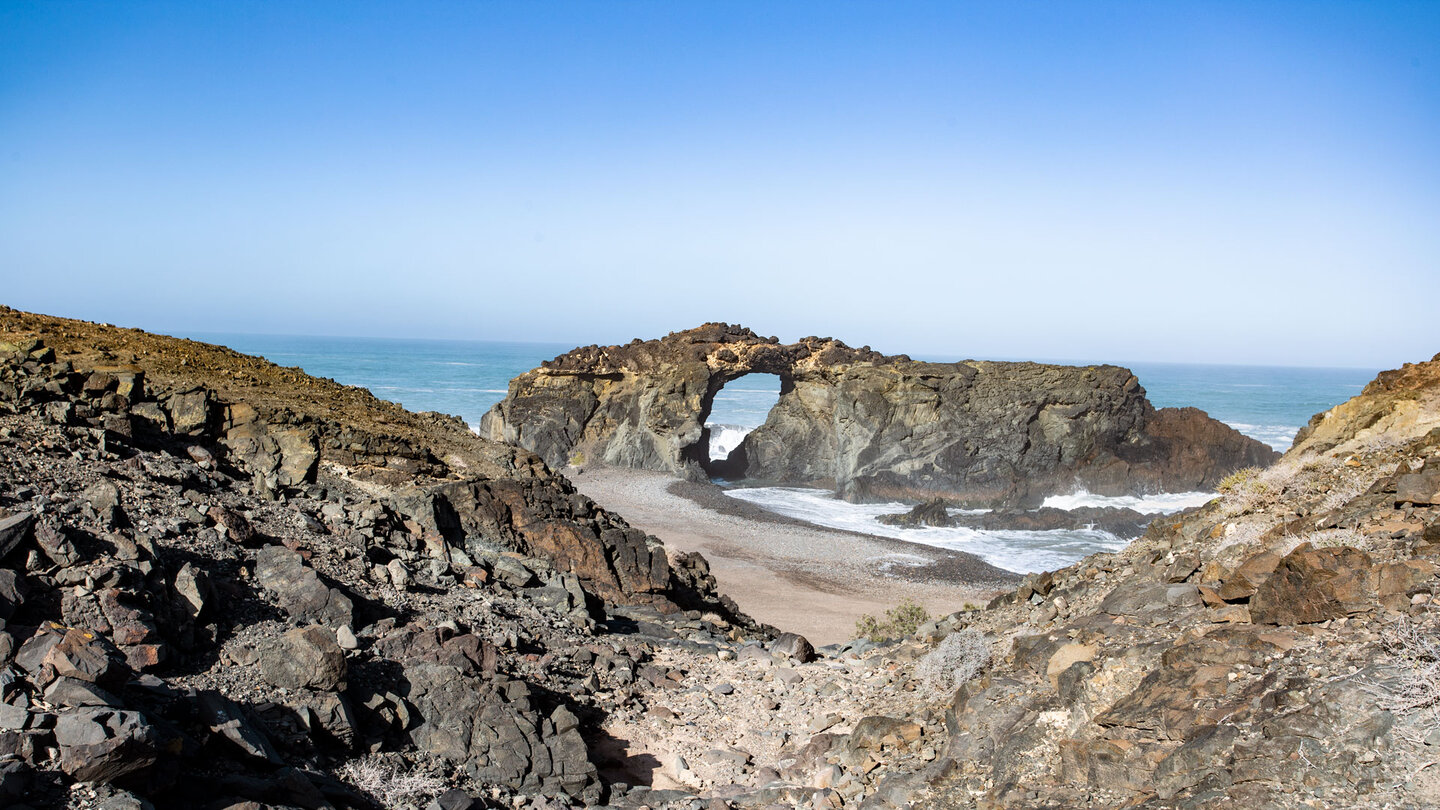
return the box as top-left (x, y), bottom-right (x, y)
top-left (917, 628), bottom-right (991, 693)
top-left (855, 598), bottom-right (930, 642)
top-left (1217, 467), bottom-right (1262, 494)
top-left (338, 755), bottom-right (447, 809)
top-left (1369, 617), bottom-right (1440, 746)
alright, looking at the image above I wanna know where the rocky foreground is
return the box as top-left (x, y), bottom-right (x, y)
top-left (480, 324), bottom-right (1276, 506)
top-left (3, 305), bottom-right (1440, 810)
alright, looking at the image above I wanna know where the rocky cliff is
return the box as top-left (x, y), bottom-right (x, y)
top-left (0, 307), bottom-right (764, 809)
top-left (481, 324), bottom-right (1277, 506)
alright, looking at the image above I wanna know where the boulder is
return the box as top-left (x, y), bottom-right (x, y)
top-left (197, 690), bottom-right (282, 764)
top-left (770, 632), bottom-right (817, 663)
top-left (54, 707), bottom-right (161, 783)
top-left (1250, 545), bottom-right (1377, 625)
top-left (403, 664), bottom-right (599, 800)
top-left (0, 512), bottom-right (34, 560)
top-left (258, 625), bottom-right (346, 691)
top-left (253, 545), bottom-right (354, 629)
top-left (877, 498), bottom-right (956, 528)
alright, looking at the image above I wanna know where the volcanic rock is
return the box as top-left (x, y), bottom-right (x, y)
top-left (482, 324), bottom-right (1277, 506)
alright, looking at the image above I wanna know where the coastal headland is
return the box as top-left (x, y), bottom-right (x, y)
top-left (2, 306), bottom-right (1438, 809)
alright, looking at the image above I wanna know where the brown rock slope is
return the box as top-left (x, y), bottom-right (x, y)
top-left (481, 324), bottom-right (1276, 506)
top-left (878, 352), bottom-right (1440, 809)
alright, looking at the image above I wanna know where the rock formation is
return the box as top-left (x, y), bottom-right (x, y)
top-left (482, 324), bottom-right (1277, 506)
top-left (0, 307), bottom-right (759, 808)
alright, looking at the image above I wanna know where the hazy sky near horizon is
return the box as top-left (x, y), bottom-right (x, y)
top-left (1, 1), bottom-right (1436, 369)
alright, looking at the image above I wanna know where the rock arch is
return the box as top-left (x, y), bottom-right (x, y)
top-left (479, 324), bottom-right (1279, 507)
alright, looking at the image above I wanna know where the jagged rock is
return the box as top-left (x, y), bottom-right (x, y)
top-left (43, 676), bottom-right (122, 708)
top-left (40, 627), bottom-right (129, 689)
top-left (222, 402), bottom-right (319, 487)
top-left (0, 570), bottom-right (21, 619)
top-left (402, 664), bottom-right (600, 800)
top-left (33, 522), bottom-right (80, 567)
top-left (298, 690), bottom-right (359, 748)
top-left (259, 625), bottom-right (346, 691)
top-left (1217, 548), bottom-right (1283, 602)
top-left (1099, 580), bottom-right (1202, 617)
top-left (53, 706), bottom-right (161, 783)
top-left (0, 511), bottom-right (34, 560)
top-left (1250, 544), bottom-right (1377, 624)
top-left (482, 324), bottom-right (1278, 505)
top-left (83, 479), bottom-right (125, 529)
top-left (198, 690), bottom-right (282, 764)
top-left (878, 498), bottom-right (956, 528)
top-left (253, 544), bottom-right (354, 629)
top-left (1396, 460), bottom-right (1440, 506)
top-left (172, 562), bottom-right (212, 621)
top-left (167, 389), bottom-right (213, 435)
top-left (945, 505), bottom-right (1155, 537)
top-left (372, 625), bottom-right (497, 677)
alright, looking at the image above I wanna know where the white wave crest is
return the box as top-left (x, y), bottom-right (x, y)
top-left (706, 423), bottom-right (753, 461)
top-left (722, 486), bottom-right (1129, 574)
top-left (1040, 489), bottom-right (1215, 514)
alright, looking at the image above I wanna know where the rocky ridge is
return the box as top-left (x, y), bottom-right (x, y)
top-left (480, 324), bottom-right (1277, 507)
top-left (0, 307), bottom-right (781, 809)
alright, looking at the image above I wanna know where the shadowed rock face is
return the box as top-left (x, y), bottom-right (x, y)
top-left (481, 324), bottom-right (1279, 506)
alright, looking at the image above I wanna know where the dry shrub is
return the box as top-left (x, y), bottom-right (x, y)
top-left (337, 755), bottom-right (447, 809)
top-left (917, 627), bottom-right (991, 693)
top-left (1369, 617), bottom-right (1440, 746)
top-left (855, 598), bottom-right (931, 642)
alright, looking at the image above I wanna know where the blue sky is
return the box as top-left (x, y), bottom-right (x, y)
top-left (1, 1), bottom-right (1436, 368)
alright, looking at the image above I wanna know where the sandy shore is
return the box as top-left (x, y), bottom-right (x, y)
top-left (572, 466), bottom-right (1018, 645)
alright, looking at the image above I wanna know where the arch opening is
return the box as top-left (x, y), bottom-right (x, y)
top-left (698, 373), bottom-right (782, 479)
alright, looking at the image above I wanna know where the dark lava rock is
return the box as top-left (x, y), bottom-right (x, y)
top-left (253, 544), bottom-right (354, 630)
top-left (54, 707), bottom-right (161, 783)
top-left (878, 498), bottom-right (956, 527)
top-left (258, 625), bottom-right (346, 691)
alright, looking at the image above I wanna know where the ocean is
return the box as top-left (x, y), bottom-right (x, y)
top-left (190, 332), bottom-right (1375, 574)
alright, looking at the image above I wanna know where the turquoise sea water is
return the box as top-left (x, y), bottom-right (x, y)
top-left (190, 332), bottom-right (1374, 452)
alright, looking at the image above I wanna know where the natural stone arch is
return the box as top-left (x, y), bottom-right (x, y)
top-left (480, 324), bottom-right (1279, 506)
top-left (688, 371), bottom-right (787, 479)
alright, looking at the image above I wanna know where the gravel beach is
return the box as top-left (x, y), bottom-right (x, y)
top-left (572, 466), bottom-right (1018, 644)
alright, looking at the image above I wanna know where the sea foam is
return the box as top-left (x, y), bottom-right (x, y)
top-left (1040, 489), bottom-right (1216, 514)
top-left (723, 486), bottom-right (1131, 574)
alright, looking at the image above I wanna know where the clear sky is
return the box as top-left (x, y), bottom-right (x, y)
top-left (1, 1), bottom-right (1436, 368)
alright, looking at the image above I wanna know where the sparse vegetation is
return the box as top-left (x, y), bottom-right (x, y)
top-left (338, 755), bottom-right (447, 808)
top-left (917, 627), bottom-right (991, 692)
top-left (1217, 466), bottom-right (1262, 493)
top-left (855, 598), bottom-right (930, 642)
top-left (1370, 616), bottom-right (1440, 746)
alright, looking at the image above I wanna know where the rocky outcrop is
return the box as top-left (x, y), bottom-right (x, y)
top-left (880, 500), bottom-right (1156, 536)
top-left (0, 308), bottom-right (767, 808)
top-left (482, 324), bottom-right (1277, 506)
top-left (893, 352), bottom-right (1440, 808)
